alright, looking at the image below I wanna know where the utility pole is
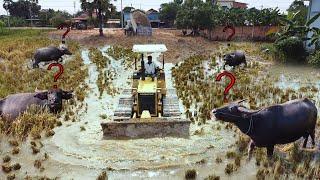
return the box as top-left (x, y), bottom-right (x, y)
top-left (74, 1), bottom-right (76, 18)
top-left (29, 1), bottom-right (33, 27)
top-left (121, 0), bottom-right (123, 29)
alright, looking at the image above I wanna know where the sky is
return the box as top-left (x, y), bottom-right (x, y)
top-left (0, 0), bottom-right (296, 15)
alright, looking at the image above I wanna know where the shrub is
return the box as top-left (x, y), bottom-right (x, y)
top-left (8, 17), bottom-right (27, 27)
top-left (0, 20), bottom-right (7, 35)
top-left (308, 50), bottom-right (320, 67)
top-left (50, 14), bottom-right (66, 28)
top-left (274, 36), bottom-right (306, 63)
top-left (0, 20), bottom-right (5, 28)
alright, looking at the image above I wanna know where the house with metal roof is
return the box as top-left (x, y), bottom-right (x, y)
top-left (216, 0), bottom-right (248, 9)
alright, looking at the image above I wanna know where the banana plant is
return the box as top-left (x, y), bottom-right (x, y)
top-left (276, 11), bottom-right (320, 42)
top-left (308, 28), bottom-right (320, 48)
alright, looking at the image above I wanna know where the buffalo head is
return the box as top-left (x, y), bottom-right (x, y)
top-left (223, 53), bottom-right (235, 62)
top-left (212, 99), bottom-right (248, 122)
top-left (34, 88), bottom-right (73, 113)
top-left (60, 46), bottom-right (72, 56)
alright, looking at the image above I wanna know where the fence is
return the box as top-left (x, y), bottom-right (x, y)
top-left (201, 26), bottom-right (280, 41)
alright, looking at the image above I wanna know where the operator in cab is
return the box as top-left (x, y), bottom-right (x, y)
top-left (144, 55), bottom-right (160, 81)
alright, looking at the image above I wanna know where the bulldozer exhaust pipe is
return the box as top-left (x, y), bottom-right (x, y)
top-left (163, 54), bottom-right (165, 69)
top-left (135, 58), bottom-right (137, 70)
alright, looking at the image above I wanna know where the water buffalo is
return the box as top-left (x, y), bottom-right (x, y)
top-left (212, 98), bottom-right (317, 158)
top-left (223, 51), bottom-right (247, 69)
top-left (0, 88), bottom-right (73, 121)
top-left (33, 46), bottom-right (72, 68)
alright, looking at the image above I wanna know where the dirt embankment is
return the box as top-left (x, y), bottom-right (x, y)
top-left (49, 29), bottom-right (218, 63)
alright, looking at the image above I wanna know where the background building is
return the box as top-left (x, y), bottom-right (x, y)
top-left (147, 9), bottom-right (160, 28)
top-left (217, 0), bottom-right (248, 9)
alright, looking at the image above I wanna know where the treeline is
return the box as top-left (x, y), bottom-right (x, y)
top-left (1, 0), bottom-right (73, 27)
top-left (1, 0), bottom-right (120, 28)
top-left (160, 0), bottom-right (282, 32)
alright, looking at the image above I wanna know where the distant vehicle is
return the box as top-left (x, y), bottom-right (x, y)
top-left (124, 10), bottom-right (152, 36)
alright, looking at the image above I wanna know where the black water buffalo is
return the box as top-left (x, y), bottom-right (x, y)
top-left (223, 51), bottom-right (247, 69)
top-left (33, 46), bottom-right (72, 68)
top-left (0, 89), bottom-right (73, 121)
top-left (212, 98), bottom-right (317, 158)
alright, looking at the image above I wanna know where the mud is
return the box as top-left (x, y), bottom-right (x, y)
top-left (1, 43), bottom-right (320, 179)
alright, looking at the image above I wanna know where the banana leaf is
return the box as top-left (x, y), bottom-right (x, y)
top-left (306, 12), bottom-right (320, 26)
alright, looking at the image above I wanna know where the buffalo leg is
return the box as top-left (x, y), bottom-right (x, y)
top-left (248, 140), bottom-right (255, 160)
top-left (0, 99), bottom-right (3, 116)
top-left (310, 130), bottom-right (316, 147)
top-left (33, 60), bottom-right (40, 68)
top-left (303, 134), bottom-right (309, 148)
top-left (266, 145), bottom-right (274, 158)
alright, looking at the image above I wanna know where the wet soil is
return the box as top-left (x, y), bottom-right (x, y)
top-left (1, 29), bottom-right (320, 179)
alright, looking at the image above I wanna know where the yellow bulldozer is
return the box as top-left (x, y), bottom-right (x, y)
top-left (101, 44), bottom-right (190, 138)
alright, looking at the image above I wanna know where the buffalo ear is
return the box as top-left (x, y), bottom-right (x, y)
top-left (34, 92), bottom-right (48, 100)
top-left (62, 90), bottom-right (73, 100)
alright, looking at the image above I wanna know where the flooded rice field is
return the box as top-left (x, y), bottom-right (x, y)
top-left (1, 44), bottom-right (320, 179)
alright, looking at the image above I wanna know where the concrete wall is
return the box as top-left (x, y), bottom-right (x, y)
top-left (202, 26), bottom-right (279, 41)
top-left (307, 0), bottom-right (320, 50)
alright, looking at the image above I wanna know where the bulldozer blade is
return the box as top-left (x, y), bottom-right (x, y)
top-left (101, 118), bottom-right (191, 139)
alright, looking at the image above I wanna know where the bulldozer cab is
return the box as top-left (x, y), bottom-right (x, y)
top-left (132, 44), bottom-right (167, 118)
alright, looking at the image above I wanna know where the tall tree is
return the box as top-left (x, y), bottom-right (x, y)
top-left (176, 0), bottom-right (214, 35)
top-left (80, 0), bottom-right (115, 36)
top-left (3, 0), bottom-right (40, 19)
top-left (159, 0), bottom-right (183, 27)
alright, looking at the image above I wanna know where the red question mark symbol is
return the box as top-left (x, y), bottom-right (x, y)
top-left (62, 26), bottom-right (70, 44)
top-left (47, 63), bottom-right (64, 89)
top-left (223, 25), bottom-right (235, 41)
top-left (216, 71), bottom-right (236, 102)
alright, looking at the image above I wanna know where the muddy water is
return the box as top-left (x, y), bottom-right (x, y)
top-left (3, 47), bottom-right (318, 179)
top-left (272, 65), bottom-right (320, 90)
top-left (7, 46), bottom-right (251, 180)
top-left (271, 64), bottom-right (320, 108)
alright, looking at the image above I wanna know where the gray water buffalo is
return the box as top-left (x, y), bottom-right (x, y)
top-left (212, 98), bottom-right (317, 158)
top-left (223, 51), bottom-right (247, 69)
top-left (0, 89), bottom-right (73, 121)
top-left (33, 46), bottom-right (72, 68)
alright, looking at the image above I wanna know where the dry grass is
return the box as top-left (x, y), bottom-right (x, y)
top-left (0, 30), bottom-right (86, 98)
top-left (89, 47), bottom-right (115, 98)
top-left (204, 174), bottom-right (220, 180)
top-left (96, 171), bottom-right (108, 180)
top-left (185, 169), bottom-right (197, 179)
top-left (1, 105), bottom-right (56, 139)
top-left (0, 29), bottom-right (88, 139)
